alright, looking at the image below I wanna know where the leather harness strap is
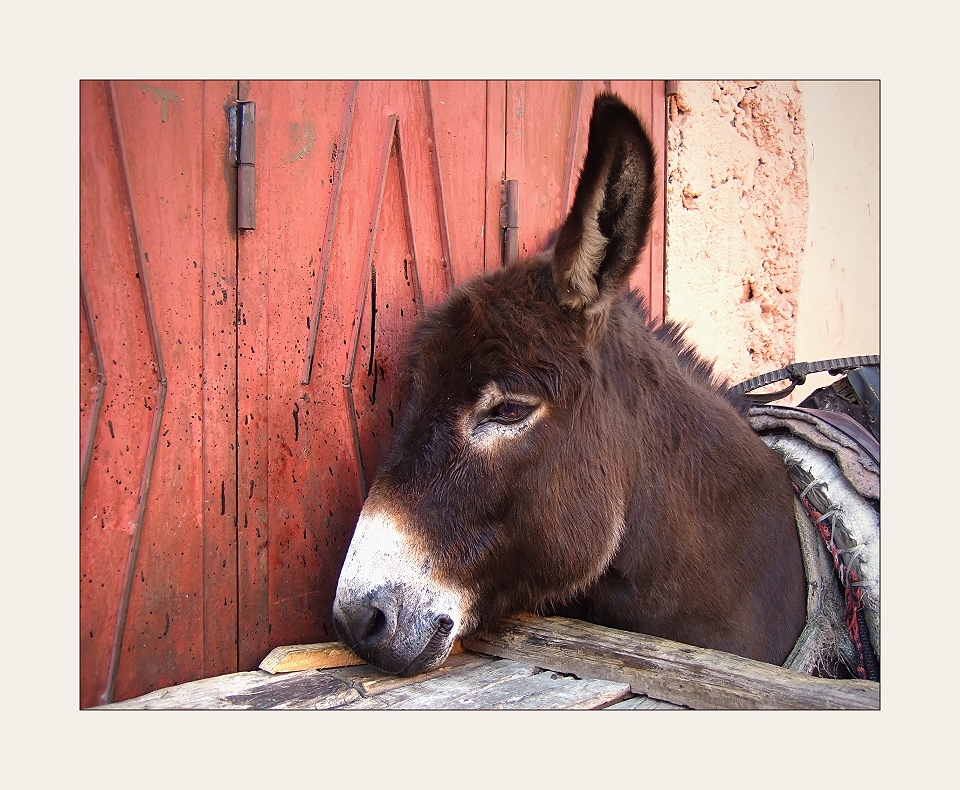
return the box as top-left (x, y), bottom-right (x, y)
top-left (732, 355), bottom-right (880, 404)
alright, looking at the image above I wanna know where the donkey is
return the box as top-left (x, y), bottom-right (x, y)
top-left (333, 93), bottom-right (807, 677)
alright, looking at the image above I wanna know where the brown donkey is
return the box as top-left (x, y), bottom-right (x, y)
top-left (333, 93), bottom-right (807, 676)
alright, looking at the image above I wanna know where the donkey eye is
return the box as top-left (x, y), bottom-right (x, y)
top-left (488, 401), bottom-right (534, 425)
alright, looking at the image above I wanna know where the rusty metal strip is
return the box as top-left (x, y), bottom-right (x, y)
top-left (423, 81), bottom-right (455, 290)
top-left (102, 80), bottom-right (169, 705)
top-left (80, 264), bottom-right (106, 502)
top-left (343, 113), bottom-right (425, 497)
top-left (237, 101), bottom-right (256, 230)
top-left (502, 180), bottom-right (519, 267)
top-left (344, 114), bottom-right (397, 390)
top-left (560, 81), bottom-right (585, 216)
top-left (393, 117), bottom-right (425, 312)
top-left (301, 81), bottom-right (358, 385)
top-left (342, 379), bottom-right (368, 500)
top-left (343, 114), bottom-right (399, 498)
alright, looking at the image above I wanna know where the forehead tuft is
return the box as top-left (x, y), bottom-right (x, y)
top-left (409, 261), bottom-right (571, 397)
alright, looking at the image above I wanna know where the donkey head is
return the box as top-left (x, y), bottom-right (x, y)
top-left (333, 94), bottom-right (657, 675)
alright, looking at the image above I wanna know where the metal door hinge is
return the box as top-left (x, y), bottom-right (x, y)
top-left (232, 101), bottom-right (256, 231)
top-left (501, 179), bottom-right (519, 266)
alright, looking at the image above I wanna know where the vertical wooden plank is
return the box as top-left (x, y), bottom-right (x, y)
top-left (81, 79), bottom-right (230, 705)
top-left (505, 81), bottom-right (579, 259)
top-left (108, 80), bottom-right (206, 703)
top-left (201, 81), bottom-right (241, 678)
top-left (344, 81), bottom-right (445, 491)
top-left (237, 81), bottom-right (364, 669)
top-left (427, 80), bottom-right (490, 284)
top-left (388, 81), bottom-right (449, 310)
top-left (484, 81), bottom-right (507, 271)
top-left (560, 80), bottom-right (609, 215)
top-left (80, 80), bottom-right (160, 707)
top-left (344, 112), bottom-right (420, 495)
top-left (236, 78), bottom-right (271, 671)
top-left (611, 80), bottom-right (667, 323)
top-left (648, 81), bottom-right (667, 325)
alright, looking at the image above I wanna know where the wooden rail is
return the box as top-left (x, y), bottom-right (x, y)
top-left (95, 615), bottom-right (878, 710)
top-left (463, 614), bottom-right (879, 710)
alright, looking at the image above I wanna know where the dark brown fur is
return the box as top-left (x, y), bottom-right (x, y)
top-left (337, 94), bottom-right (807, 666)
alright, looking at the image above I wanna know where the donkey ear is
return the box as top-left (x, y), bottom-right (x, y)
top-left (553, 94), bottom-right (657, 315)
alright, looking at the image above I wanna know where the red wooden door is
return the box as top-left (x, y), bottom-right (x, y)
top-left (80, 80), bottom-right (238, 708)
top-left (80, 80), bottom-right (665, 706)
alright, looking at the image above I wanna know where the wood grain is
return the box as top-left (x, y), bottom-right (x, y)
top-left (322, 650), bottom-right (490, 696)
top-left (462, 614), bottom-right (880, 710)
top-left (336, 659), bottom-right (632, 710)
top-left (259, 641), bottom-right (365, 673)
top-left (95, 668), bottom-right (361, 710)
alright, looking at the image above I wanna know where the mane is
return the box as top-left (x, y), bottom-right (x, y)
top-left (626, 290), bottom-right (752, 418)
top-left (535, 226), bottom-right (750, 420)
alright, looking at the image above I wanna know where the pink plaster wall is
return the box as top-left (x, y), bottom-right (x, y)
top-left (663, 80), bottom-right (879, 403)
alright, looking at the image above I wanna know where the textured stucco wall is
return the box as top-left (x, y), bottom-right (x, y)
top-left (665, 80), bottom-right (808, 390)
top-left (791, 80), bottom-right (880, 402)
top-left (664, 80), bottom-right (879, 402)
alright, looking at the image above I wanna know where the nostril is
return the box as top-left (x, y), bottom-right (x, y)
top-left (435, 614), bottom-right (454, 635)
top-left (334, 591), bottom-right (399, 652)
top-left (364, 606), bottom-right (388, 642)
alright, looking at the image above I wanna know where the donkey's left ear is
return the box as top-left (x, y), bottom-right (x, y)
top-left (553, 94), bottom-right (657, 316)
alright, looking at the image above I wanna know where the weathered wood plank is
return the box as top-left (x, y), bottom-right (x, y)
top-left (603, 695), bottom-right (687, 710)
top-left (334, 658), bottom-right (630, 710)
top-left (337, 659), bottom-right (541, 709)
top-left (462, 615), bottom-right (880, 710)
top-left (459, 672), bottom-right (631, 710)
top-left (323, 651), bottom-right (493, 697)
top-left (94, 669), bottom-right (360, 710)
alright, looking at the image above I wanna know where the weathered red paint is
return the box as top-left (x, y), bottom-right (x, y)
top-left (611, 80), bottom-right (667, 325)
top-left (80, 80), bottom-right (666, 705)
top-left (236, 80), bottom-right (358, 669)
top-left (506, 80), bottom-right (666, 324)
top-left (80, 80), bottom-right (237, 707)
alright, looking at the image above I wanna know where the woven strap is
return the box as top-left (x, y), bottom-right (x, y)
top-left (732, 355), bottom-right (880, 404)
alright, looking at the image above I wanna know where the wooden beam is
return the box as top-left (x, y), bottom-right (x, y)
top-left (461, 614), bottom-right (880, 711)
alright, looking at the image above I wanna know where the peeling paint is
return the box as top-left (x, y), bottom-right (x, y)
top-left (666, 80), bottom-right (807, 387)
top-left (281, 122), bottom-right (316, 166)
top-left (136, 82), bottom-right (182, 123)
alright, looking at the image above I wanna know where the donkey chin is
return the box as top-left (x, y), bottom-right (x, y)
top-left (332, 507), bottom-right (475, 676)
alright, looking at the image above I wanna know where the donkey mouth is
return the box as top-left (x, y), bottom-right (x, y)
top-left (332, 594), bottom-right (459, 676)
top-left (398, 615), bottom-right (456, 677)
